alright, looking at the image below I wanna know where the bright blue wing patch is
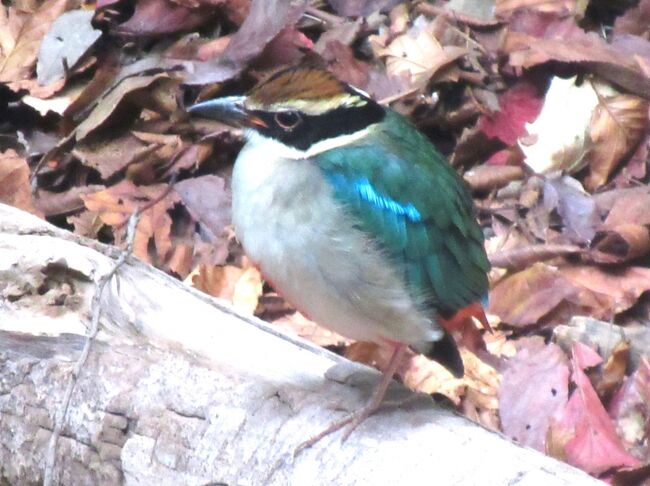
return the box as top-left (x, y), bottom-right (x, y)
top-left (324, 173), bottom-right (421, 223)
top-left (354, 178), bottom-right (421, 222)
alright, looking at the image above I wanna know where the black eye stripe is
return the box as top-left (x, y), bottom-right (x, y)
top-left (250, 101), bottom-right (385, 151)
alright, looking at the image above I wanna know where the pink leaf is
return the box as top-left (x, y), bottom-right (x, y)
top-left (500, 337), bottom-right (569, 451)
top-left (572, 342), bottom-right (603, 370)
top-left (554, 349), bottom-right (640, 475)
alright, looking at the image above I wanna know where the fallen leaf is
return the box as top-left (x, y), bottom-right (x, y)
top-left (489, 244), bottom-right (582, 271)
top-left (560, 265), bottom-right (650, 317)
top-left (464, 164), bottom-right (524, 192)
top-left (0, 0), bottom-right (67, 90)
top-left (81, 180), bottom-right (179, 263)
top-left (543, 175), bottom-right (600, 244)
top-left (590, 224), bottom-right (650, 264)
top-left (115, 0), bottom-right (211, 35)
top-left (614, 0), bottom-right (650, 37)
top-left (506, 20), bottom-right (650, 95)
top-left (478, 81), bottom-right (542, 145)
top-left (73, 131), bottom-right (155, 179)
top-left (173, 175), bottom-right (231, 244)
top-left (596, 341), bottom-right (630, 400)
top-left (585, 93), bottom-right (649, 190)
top-left (601, 190), bottom-right (650, 229)
top-left (21, 82), bottom-right (86, 116)
top-left (554, 316), bottom-right (650, 372)
top-left (489, 263), bottom-right (577, 327)
top-left (35, 185), bottom-right (105, 217)
top-left (520, 76), bottom-right (610, 175)
top-left (190, 261), bottom-right (262, 314)
top-left (0, 150), bottom-right (38, 215)
top-left (257, 26), bottom-right (314, 68)
top-left (609, 359), bottom-right (650, 461)
top-left (552, 344), bottom-right (640, 475)
top-left (571, 341), bottom-right (603, 370)
top-left (496, 0), bottom-right (580, 17)
top-left (232, 265), bottom-right (263, 314)
top-left (272, 311), bottom-right (347, 347)
top-left (75, 72), bottom-right (170, 141)
top-left (373, 16), bottom-right (467, 88)
top-left (185, 0), bottom-right (307, 85)
top-left (499, 337), bottom-right (569, 451)
top-left (37, 9), bottom-right (102, 86)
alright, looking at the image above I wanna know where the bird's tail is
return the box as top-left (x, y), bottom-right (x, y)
top-left (415, 301), bottom-right (492, 378)
top-left (418, 331), bottom-right (464, 378)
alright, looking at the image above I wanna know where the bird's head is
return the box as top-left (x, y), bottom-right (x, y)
top-left (188, 67), bottom-right (385, 158)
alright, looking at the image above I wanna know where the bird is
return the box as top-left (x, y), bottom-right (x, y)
top-left (188, 66), bottom-right (490, 450)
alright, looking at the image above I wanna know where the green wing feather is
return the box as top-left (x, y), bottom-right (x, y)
top-left (316, 111), bottom-right (489, 315)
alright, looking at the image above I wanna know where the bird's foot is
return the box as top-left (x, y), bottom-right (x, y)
top-left (294, 401), bottom-right (379, 456)
top-left (294, 343), bottom-right (408, 457)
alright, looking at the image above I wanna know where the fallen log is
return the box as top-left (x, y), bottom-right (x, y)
top-left (0, 203), bottom-right (601, 485)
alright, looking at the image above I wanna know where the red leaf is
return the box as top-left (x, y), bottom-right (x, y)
top-left (554, 344), bottom-right (640, 475)
top-left (478, 82), bottom-right (542, 145)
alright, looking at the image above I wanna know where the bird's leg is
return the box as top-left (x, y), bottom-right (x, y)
top-left (295, 342), bottom-right (408, 455)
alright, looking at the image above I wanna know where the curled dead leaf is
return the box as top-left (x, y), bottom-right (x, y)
top-left (595, 340), bottom-right (630, 400)
top-left (464, 164), bottom-right (524, 192)
top-left (590, 224), bottom-right (650, 264)
top-left (585, 94), bottom-right (649, 190)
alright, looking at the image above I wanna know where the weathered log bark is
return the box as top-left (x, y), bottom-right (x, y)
top-left (0, 203), bottom-right (601, 486)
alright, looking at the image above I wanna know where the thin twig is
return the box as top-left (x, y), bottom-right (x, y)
top-left (304, 6), bottom-right (344, 26)
top-left (42, 211), bottom-right (141, 486)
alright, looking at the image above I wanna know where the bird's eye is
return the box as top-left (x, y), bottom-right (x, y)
top-left (274, 111), bottom-right (302, 131)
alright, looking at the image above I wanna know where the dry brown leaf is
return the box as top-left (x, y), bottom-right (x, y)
top-left (585, 94), bottom-right (649, 190)
top-left (464, 164), bottom-right (524, 192)
top-left (373, 17), bottom-right (467, 88)
top-left (596, 340), bottom-right (630, 400)
top-left (191, 264), bottom-right (240, 301)
top-left (81, 181), bottom-right (179, 263)
top-left (73, 132), bottom-right (154, 179)
top-left (489, 263), bottom-right (578, 327)
top-left (560, 265), bottom-right (650, 317)
top-left (272, 311), bottom-right (347, 347)
top-left (0, 149), bottom-right (39, 215)
top-left (0, 0), bottom-right (67, 89)
top-left (75, 73), bottom-right (170, 141)
top-left (489, 244), bottom-right (582, 271)
top-left (34, 185), bottom-right (105, 217)
top-left (190, 261), bottom-right (262, 314)
top-left (405, 349), bottom-right (500, 414)
top-left (507, 30), bottom-right (650, 95)
top-left (166, 243), bottom-right (193, 277)
top-left (590, 224), bottom-right (650, 264)
top-left (233, 265), bottom-right (263, 314)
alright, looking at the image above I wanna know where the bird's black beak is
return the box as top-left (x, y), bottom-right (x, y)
top-left (187, 95), bottom-right (267, 129)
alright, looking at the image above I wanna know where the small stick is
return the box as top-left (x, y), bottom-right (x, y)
top-left (42, 209), bottom-right (141, 486)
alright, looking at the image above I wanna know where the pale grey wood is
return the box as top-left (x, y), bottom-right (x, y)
top-left (555, 316), bottom-right (650, 368)
top-left (0, 203), bottom-right (601, 486)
